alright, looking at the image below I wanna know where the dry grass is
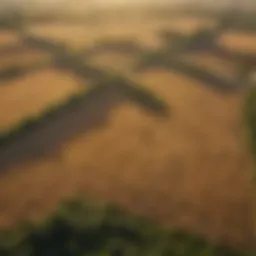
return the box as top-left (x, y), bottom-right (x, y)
top-left (179, 52), bottom-right (240, 80)
top-left (0, 69), bottom-right (85, 132)
top-left (86, 51), bottom-right (139, 75)
top-left (0, 30), bottom-right (20, 47)
top-left (0, 48), bottom-right (52, 70)
top-left (165, 17), bottom-right (216, 35)
top-left (28, 24), bottom-right (89, 50)
top-left (218, 32), bottom-right (256, 55)
top-left (27, 16), bottom-right (215, 50)
top-left (0, 69), bottom-right (253, 248)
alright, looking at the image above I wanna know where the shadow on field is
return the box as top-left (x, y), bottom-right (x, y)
top-left (135, 51), bottom-right (243, 93)
top-left (0, 78), bottom-right (169, 171)
top-left (81, 38), bottom-right (145, 58)
top-left (0, 86), bottom-right (124, 171)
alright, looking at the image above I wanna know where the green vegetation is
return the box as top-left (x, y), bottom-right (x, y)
top-left (0, 90), bottom-right (85, 149)
top-left (244, 86), bottom-right (256, 180)
top-left (0, 198), bottom-right (249, 256)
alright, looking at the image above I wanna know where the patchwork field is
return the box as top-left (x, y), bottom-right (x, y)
top-left (86, 51), bottom-right (139, 75)
top-left (218, 32), bottom-right (256, 55)
top-left (27, 16), bottom-right (215, 51)
top-left (0, 30), bottom-right (20, 47)
top-left (0, 10), bottom-right (256, 253)
top-left (179, 52), bottom-right (240, 81)
top-left (0, 68), bottom-right (253, 248)
top-left (27, 24), bottom-right (90, 50)
top-left (0, 47), bottom-right (52, 70)
top-left (0, 69), bottom-right (84, 132)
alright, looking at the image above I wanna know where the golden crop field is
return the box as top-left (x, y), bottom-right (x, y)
top-left (218, 32), bottom-right (256, 54)
top-left (165, 17), bottom-right (216, 35)
top-left (0, 11), bottom-right (256, 251)
top-left (0, 48), bottom-right (52, 70)
top-left (179, 52), bottom-right (240, 80)
top-left (0, 30), bottom-right (20, 47)
top-left (0, 68), bottom-right (253, 248)
top-left (27, 24), bottom-right (90, 50)
top-left (0, 69), bottom-right (85, 132)
top-left (86, 51), bottom-right (139, 75)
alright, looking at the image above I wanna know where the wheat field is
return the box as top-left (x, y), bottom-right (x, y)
top-left (179, 52), bottom-right (240, 81)
top-left (0, 13), bottom-right (255, 250)
top-left (86, 51), bottom-right (139, 75)
top-left (0, 48), bottom-right (52, 70)
top-left (0, 68), bottom-right (253, 248)
top-left (219, 32), bottom-right (256, 54)
top-left (0, 69), bottom-right (84, 132)
top-left (0, 30), bottom-right (20, 47)
top-left (27, 16), bottom-right (215, 50)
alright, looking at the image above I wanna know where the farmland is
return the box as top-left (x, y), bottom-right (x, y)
top-left (0, 4), bottom-right (255, 255)
top-left (0, 30), bottom-right (20, 47)
top-left (0, 69), bottom-right (84, 132)
top-left (179, 51), bottom-right (240, 81)
top-left (0, 47), bottom-right (51, 70)
top-left (219, 32), bottom-right (256, 54)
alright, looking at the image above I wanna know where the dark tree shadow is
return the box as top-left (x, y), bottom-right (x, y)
top-left (0, 76), bottom-right (169, 172)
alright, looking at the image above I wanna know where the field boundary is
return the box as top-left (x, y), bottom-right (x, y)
top-left (0, 75), bottom-right (168, 171)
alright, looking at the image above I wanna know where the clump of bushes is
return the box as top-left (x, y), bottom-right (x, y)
top-left (0, 198), bottom-right (248, 256)
top-left (0, 66), bottom-right (25, 80)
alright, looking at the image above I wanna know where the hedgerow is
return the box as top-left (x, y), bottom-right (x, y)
top-left (0, 198), bottom-right (249, 256)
